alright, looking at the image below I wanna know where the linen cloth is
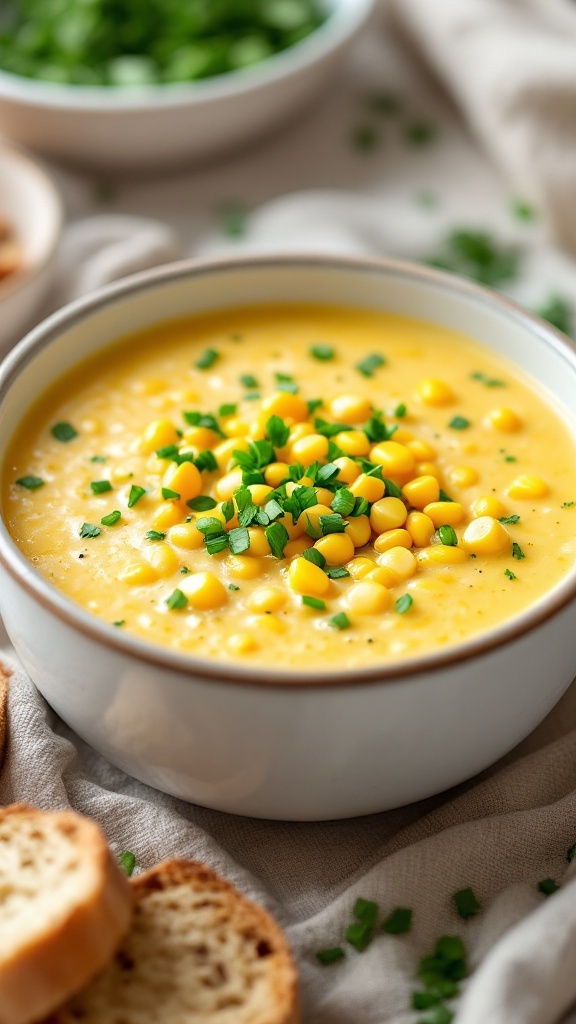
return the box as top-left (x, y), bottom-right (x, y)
top-left (2, 1), bottom-right (576, 1022)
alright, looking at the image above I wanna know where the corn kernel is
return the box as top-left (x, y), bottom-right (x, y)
top-left (346, 580), bottom-right (392, 615)
top-left (330, 394), bottom-right (372, 423)
top-left (118, 562), bottom-right (159, 586)
top-left (334, 430), bottom-right (371, 457)
top-left (249, 614), bottom-right (286, 634)
top-left (284, 536), bottom-right (313, 558)
top-left (449, 465), bottom-right (479, 489)
top-left (132, 378), bottom-right (165, 396)
top-left (152, 502), bottom-right (184, 531)
top-left (168, 522), bottom-right (205, 550)
top-left (248, 484), bottom-right (274, 506)
top-left (225, 418), bottom-right (250, 438)
top-left (402, 475), bottom-right (440, 510)
top-left (417, 378), bottom-right (454, 406)
top-left (291, 433), bottom-right (329, 465)
top-left (370, 441), bottom-right (416, 477)
top-left (180, 571), bottom-right (228, 610)
top-left (471, 496), bottom-right (507, 519)
top-left (227, 633), bottom-right (258, 655)
top-left (350, 474), bottom-right (386, 503)
top-left (288, 557), bottom-right (330, 596)
top-left (392, 427), bottom-right (415, 445)
top-left (416, 545), bottom-right (469, 566)
top-left (262, 391), bottom-right (309, 422)
top-left (247, 586), bottom-right (287, 613)
top-left (297, 503), bottom-right (333, 534)
top-left (247, 528), bottom-right (271, 556)
top-left (315, 533), bottom-right (355, 565)
top-left (144, 542), bottom-right (179, 577)
top-left (334, 456), bottom-right (361, 484)
top-left (462, 516), bottom-right (511, 555)
top-left (183, 426), bottom-right (219, 449)
top-left (345, 514), bottom-right (372, 548)
top-left (423, 501), bottom-right (465, 527)
top-left (162, 461), bottom-right (203, 503)
top-left (264, 462), bottom-right (290, 488)
top-left (508, 475), bottom-right (549, 500)
top-left (373, 528), bottom-right (412, 554)
top-left (346, 556), bottom-right (375, 579)
top-left (214, 438), bottom-right (249, 469)
top-left (406, 437), bottom-right (437, 461)
top-left (486, 407), bottom-right (523, 433)
top-left (416, 461), bottom-right (442, 481)
top-left (215, 470), bottom-right (243, 502)
top-left (376, 546), bottom-right (418, 581)
top-left (406, 511), bottom-right (435, 548)
top-left (110, 464), bottom-right (136, 485)
top-left (147, 454), bottom-right (170, 476)
top-left (365, 565), bottom-right (398, 587)
top-left (140, 418), bottom-right (180, 454)
top-left (288, 422), bottom-right (315, 443)
top-left (277, 512), bottom-right (304, 542)
top-left (370, 496), bottom-right (408, 534)
top-left (227, 555), bottom-right (266, 580)
top-left (80, 417), bottom-right (102, 435)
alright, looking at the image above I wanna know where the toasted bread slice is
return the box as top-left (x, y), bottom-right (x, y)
top-left (0, 804), bottom-right (132, 1024)
top-left (47, 859), bottom-right (299, 1024)
top-left (0, 663), bottom-right (8, 766)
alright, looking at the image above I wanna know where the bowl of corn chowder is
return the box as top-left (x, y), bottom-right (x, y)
top-left (1, 255), bottom-right (575, 820)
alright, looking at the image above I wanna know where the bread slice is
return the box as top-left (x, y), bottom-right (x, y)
top-left (0, 804), bottom-right (132, 1024)
top-left (46, 859), bottom-right (299, 1024)
top-left (0, 663), bottom-right (8, 766)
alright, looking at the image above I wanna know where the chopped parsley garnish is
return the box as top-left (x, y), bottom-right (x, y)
top-left (16, 475), bottom-right (44, 490)
top-left (512, 542), bottom-right (525, 560)
top-left (90, 455), bottom-right (107, 463)
top-left (156, 444), bottom-right (180, 460)
top-left (331, 488), bottom-right (356, 517)
top-left (228, 526), bottom-right (250, 555)
top-left (364, 416), bottom-right (397, 443)
top-left (187, 495), bottom-right (218, 512)
top-left (146, 530), bottom-right (165, 541)
top-left (471, 371), bottom-right (505, 388)
top-left (383, 478), bottom-right (403, 500)
top-left (182, 411), bottom-right (224, 436)
top-left (90, 480), bottom-right (112, 494)
top-left (128, 485), bottom-right (146, 507)
top-left (437, 525), bottom-right (458, 546)
top-left (366, 91), bottom-right (401, 115)
top-left (427, 230), bottom-right (520, 288)
top-left (567, 842), bottom-right (576, 862)
top-left (512, 198), bottom-right (537, 222)
top-left (405, 119), bottom-right (436, 146)
top-left (538, 878), bottom-right (559, 896)
top-left (221, 500), bottom-right (235, 522)
top-left (266, 415), bottom-right (290, 449)
top-left (307, 399), bottom-right (323, 415)
top-left (354, 898), bottom-right (379, 926)
top-left (195, 348), bottom-right (219, 370)
top-left (499, 514), bottom-right (520, 525)
top-left (220, 201), bottom-right (248, 238)
top-left (80, 522), bottom-right (101, 539)
top-left (536, 295), bottom-right (573, 336)
top-left (314, 418), bottom-right (352, 438)
top-left (345, 920), bottom-right (373, 951)
top-left (316, 947), bottom-right (345, 965)
top-left (194, 450), bottom-right (218, 473)
top-left (118, 851), bottom-right (136, 876)
top-left (417, 935), bottom-right (467, 995)
top-left (562, 502), bottom-right (576, 508)
top-left (448, 416), bottom-right (470, 430)
top-left (453, 888), bottom-right (481, 920)
top-left (112, 620), bottom-right (125, 627)
top-left (504, 568), bottom-right (517, 580)
top-left (504, 455), bottom-right (517, 463)
top-left (395, 594), bottom-right (413, 614)
top-left (162, 487), bottom-right (180, 500)
top-left (180, 567), bottom-right (190, 574)
top-left (51, 421), bottom-right (78, 442)
top-left (166, 589), bottom-right (188, 610)
top-left (356, 353), bottom-right (385, 377)
top-left (330, 612), bottom-right (351, 630)
top-left (275, 372), bottom-right (299, 394)
top-left (265, 521), bottom-right (289, 559)
top-left (310, 344), bottom-right (334, 361)
top-left (240, 374), bottom-right (258, 388)
top-left (219, 403), bottom-right (237, 418)
top-left (439, 488), bottom-right (454, 503)
top-left (326, 566), bottom-right (351, 579)
top-left (394, 403), bottom-right (407, 418)
top-left (303, 548), bottom-right (326, 569)
top-left (101, 510), bottom-right (121, 527)
top-left (244, 391), bottom-right (261, 401)
top-left (381, 907), bottom-right (413, 934)
top-left (302, 595), bottom-right (326, 610)
top-left (319, 513), bottom-right (347, 535)
top-left (228, 583), bottom-right (240, 591)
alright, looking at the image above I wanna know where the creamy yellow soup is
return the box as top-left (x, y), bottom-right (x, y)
top-left (3, 305), bottom-right (576, 672)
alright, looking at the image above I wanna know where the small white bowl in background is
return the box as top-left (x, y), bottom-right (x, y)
top-left (0, 144), bottom-right (62, 353)
top-left (0, 0), bottom-right (373, 174)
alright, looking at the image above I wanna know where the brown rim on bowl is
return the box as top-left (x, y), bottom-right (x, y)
top-left (1, 253), bottom-right (576, 688)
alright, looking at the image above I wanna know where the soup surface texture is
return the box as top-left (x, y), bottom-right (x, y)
top-left (3, 304), bottom-right (576, 672)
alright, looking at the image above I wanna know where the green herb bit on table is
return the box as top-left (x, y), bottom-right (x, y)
top-left (316, 946), bottom-right (345, 965)
top-left (382, 907), bottom-right (413, 934)
top-left (427, 231), bottom-right (520, 288)
top-left (535, 295), bottom-right (573, 337)
top-left (118, 850), bottom-right (136, 876)
top-left (538, 878), bottom-right (559, 896)
top-left (453, 887), bottom-right (481, 919)
top-left (352, 125), bottom-right (379, 153)
top-left (405, 120), bottom-right (437, 146)
top-left (220, 202), bottom-right (248, 239)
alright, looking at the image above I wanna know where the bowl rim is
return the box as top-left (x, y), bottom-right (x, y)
top-left (0, 142), bottom-right (63, 301)
top-left (1, 252), bottom-right (576, 689)
top-left (0, 0), bottom-right (373, 112)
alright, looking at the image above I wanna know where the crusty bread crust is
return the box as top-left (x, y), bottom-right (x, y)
top-left (0, 804), bottom-right (133, 1024)
top-left (48, 858), bottom-right (299, 1024)
top-left (0, 663), bottom-right (8, 768)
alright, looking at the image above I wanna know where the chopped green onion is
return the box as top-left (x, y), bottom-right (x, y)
top-left (453, 888), bottom-right (481, 920)
top-left (354, 898), bottom-right (379, 926)
top-left (15, 475), bottom-right (44, 490)
top-left (195, 348), bottom-right (219, 370)
top-left (265, 521), bottom-right (289, 559)
top-left (345, 921), bottom-right (373, 951)
top-left (275, 372), bottom-right (299, 394)
top-left (101, 510), bottom-right (121, 527)
top-left (302, 595), bottom-right (326, 610)
top-left (80, 523), bottom-right (101, 539)
top-left (90, 480), bottom-right (112, 495)
top-left (302, 548), bottom-right (326, 569)
top-left (228, 583), bottom-right (240, 591)
top-left (228, 526), bottom-right (250, 555)
top-left (448, 416), bottom-right (470, 430)
top-left (437, 525), bottom-right (458, 546)
top-left (51, 421), bottom-right (77, 442)
top-left (538, 878), bottom-right (559, 896)
top-left (330, 612), bottom-right (351, 630)
top-left (166, 589), bottom-right (188, 611)
top-left (310, 344), bottom-right (334, 361)
top-left (471, 371), bottom-right (505, 388)
top-left (381, 907), bottom-right (413, 934)
top-left (118, 851), bottom-right (136, 876)
top-left (162, 487), bottom-right (180, 500)
top-left (356, 353), bottom-right (385, 377)
top-left (394, 403), bottom-right (407, 418)
top-left (128, 485), bottom-right (146, 508)
top-left (319, 514), bottom-right (347, 535)
top-left (412, 991), bottom-right (441, 1011)
top-left (264, 498), bottom-right (284, 522)
top-left (156, 444), bottom-right (179, 460)
top-left (395, 594), bottom-right (413, 614)
top-left (316, 947), bottom-right (345, 965)
top-left (146, 530), bottom-right (165, 541)
top-left (187, 495), bottom-right (218, 512)
top-left (221, 499), bottom-right (235, 522)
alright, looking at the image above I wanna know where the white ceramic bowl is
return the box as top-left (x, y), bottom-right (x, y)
top-left (1, 255), bottom-right (575, 821)
top-left (0, 0), bottom-right (372, 173)
top-left (0, 144), bottom-right (62, 353)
